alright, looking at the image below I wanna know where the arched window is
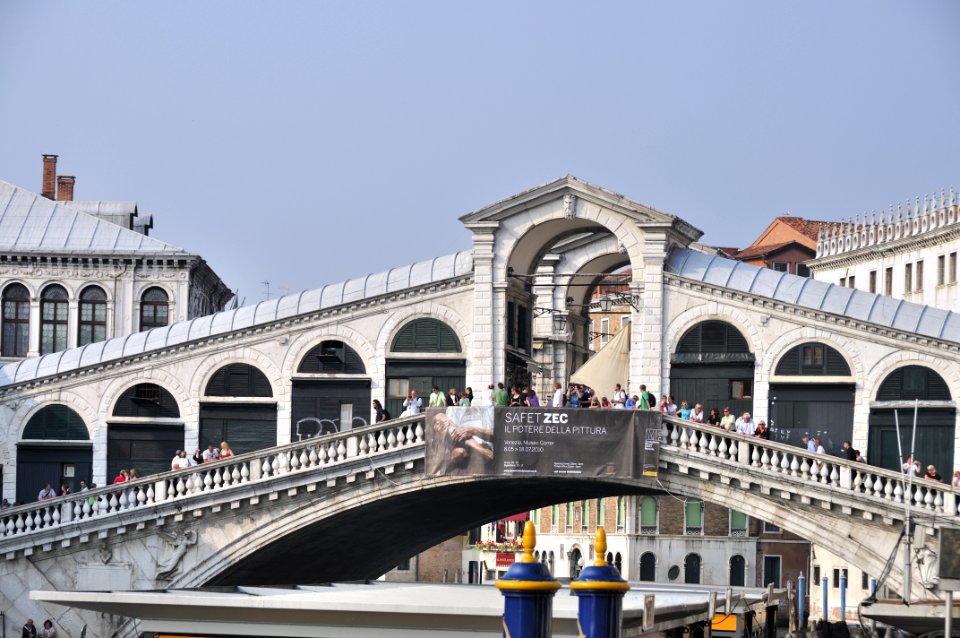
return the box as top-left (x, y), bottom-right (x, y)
top-left (614, 552), bottom-right (623, 575)
top-left (730, 555), bottom-right (746, 587)
top-left (775, 342), bottom-right (851, 376)
top-left (616, 496), bottom-right (626, 530)
top-left (640, 497), bottom-right (658, 534)
top-left (40, 284), bottom-right (69, 354)
top-left (78, 286), bottom-right (108, 346)
top-left (112, 383), bottom-right (181, 418)
top-left (205, 363), bottom-right (273, 397)
top-left (391, 318), bottom-right (461, 353)
top-left (1, 283), bottom-right (30, 356)
top-left (876, 365), bottom-right (951, 401)
top-left (639, 552), bottom-right (657, 581)
top-left (140, 287), bottom-right (169, 331)
top-left (674, 321), bottom-right (751, 359)
top-left (684, 553), bottom-right (702, 584)
top-left (569, 547), bottom-right (582, 579)
top-left (23, 405), bottom-right (89, 440)
top-left (297, 340), bottom-right (366, 374)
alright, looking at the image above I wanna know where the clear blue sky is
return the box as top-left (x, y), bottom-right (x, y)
top-left (2, 1), bottom-right (958, 302)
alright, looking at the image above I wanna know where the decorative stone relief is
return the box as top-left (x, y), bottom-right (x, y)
top-left (563, 193), bottom-right (577, 219)
top-left (155, 529), bottom-right (197, 581)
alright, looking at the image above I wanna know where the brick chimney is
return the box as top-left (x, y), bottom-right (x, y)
top-left (56, 175), bottom-right (76, 201)
top-left (42, 154), bottom-right (58, 199)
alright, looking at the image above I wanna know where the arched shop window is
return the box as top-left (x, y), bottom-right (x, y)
top-left (675, 320), bottom-right (750, 358)
top-left (730, 555), bottom-right (746, 587)
top-left (2, 283), bottom-right (30, 357)
top-left (202, 363), bottom-right (277, 455)
top-left (140, 287), bottom-right (169, 331)
top-left (109, 383), bottom-right (182, 479)
top-left (391, 318), bottom-right (461, 353)
top-left (40, 284), bottom-right (69, 354)
top-left (639, 552), bottom-right (656, 581)
top-left (297, 341), bottom-right (366, 374)
top-left (775, 342), bottom-right (851, 376)
top-left (17, 404), bottom-right (92, 504)
top-left (78, 286), bottom-right (108, 346)
top-left (684, 553), bottom-right (702, 584)
top-left (869, 365), bottom-right (954, 473)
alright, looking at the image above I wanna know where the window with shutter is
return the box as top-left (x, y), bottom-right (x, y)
top-left (113, 383), bottom-right (181, 418)
top-left (391, 319), bottom-right (461, 353)
top-left (876, 365), bottom-right (951, 401)
top-left (775, 342), bottom-right (851, 376)
top-left (206, 363), bottom-right (274, 397)
top-left (297, 341), bottom-right (367, 374)
top-left (23, 405), bottom-right (90, 440)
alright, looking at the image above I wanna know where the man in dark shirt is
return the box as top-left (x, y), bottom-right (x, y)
top-left (841, 441), bottom-right (857, 461)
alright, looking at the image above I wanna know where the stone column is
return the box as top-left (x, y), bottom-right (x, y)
top-left (632, 244), bottom-right (666, 394)
top-left (466, 223), bottom-right (499, 390)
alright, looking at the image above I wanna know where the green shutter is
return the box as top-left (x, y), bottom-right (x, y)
top-left (640, 497), bottom-right (657, 527)
top-left (23, 405), bottom-right (89, 440)
top-left (391, 319), bottom-right (462, 353)
top-left (685, 499), bottom-right (702, 528)
top-left (730, 510), bottom-right (747, 530)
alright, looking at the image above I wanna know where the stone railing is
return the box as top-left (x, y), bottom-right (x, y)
top-left (660, 415), bottom-right (960, 522)
top-left (0, 415), bottom-right (425, 541)
top-left (816, 189), bottom-right (959, 258)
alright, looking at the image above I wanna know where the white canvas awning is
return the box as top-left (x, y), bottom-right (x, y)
top-left (571, 322), bottom-right (631, 393)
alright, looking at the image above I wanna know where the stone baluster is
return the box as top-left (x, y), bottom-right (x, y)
top-left (769, 449), bottom-right (779, 472)
top-left (717, 436), bottom-right (728, 459)
top-left (780, 451), bottom-right (790, 474)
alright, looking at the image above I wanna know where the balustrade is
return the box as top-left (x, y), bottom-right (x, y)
top-left (660, 415), bottom-right (960, 521)
top-left (0, 416), bottom-right (425, 541)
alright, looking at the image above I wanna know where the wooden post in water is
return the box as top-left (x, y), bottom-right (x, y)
top-left (788, 579), bottom-right (797, 636)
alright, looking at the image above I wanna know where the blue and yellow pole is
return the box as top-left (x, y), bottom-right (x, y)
top-left (497, 520), bottom-right (561, 638)
top-left (570, 527), bottom-right (631, 638)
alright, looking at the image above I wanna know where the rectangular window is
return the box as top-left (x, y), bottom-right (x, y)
top-left (763, 556), bottom-right (782, 588)
top-left (833, 568), bottom-right (848, 588)
top-left (861, 571), bottom-right (870, 590)
top-left (387, 379), bottom-right (410, 398)
top-left (802, 344), bottom-right (824, 367)
top-left (588, 321), bottom-right (595, 351)
top-left (730, 511), bottom-right (748, 536)
top-left (938, 255), bottom-right (946, 286)
top-left (950, 252), bottom-right (957, 284)
top-left (685, 499), bottom-right (703, 535)
top-left (869, 270), bottom-right (877, 293)
top-left (813, 565), bottom-right (821, 582)
top-left (797, 264), bottom-right (811, 277)
top-left (763, 521), bottom-right (782, 533)
top-left (916, 260), bottom-right (924, 292)
top-left (517, 305), bottom-right (529, 351)
top-left (847, 275), bottom-right (855, 289)
top-left (905, 263), bottom-right (913, 293)
top-left (566, 502), bottom-right (573, 531)
top-left (885, 267), bottom-right (893, 295)
top-left (597, 498), bottom-right (606, 526)
top-left (839, 277), bottom-right (846, 288)
top-left (396, 557), bottom-right (411, 571)
top-left (620, 315), bottom-right (630, 330)
top-left (551, 505), bottom-right (559, 531)
top-left (581, 500), bottom-right (589, 530)
top-left (639, 497), bottom-right (657, 533)
top-left (506, 301), bottom-right (516, 347)
top-left (600, 318), bottom-right (610, 347)
top-left (731, 379), bottom-right (753, 400)
top-left (772, 262), bottom-right (788, 272)
top-left (339, 402), bottom-right (353, 432)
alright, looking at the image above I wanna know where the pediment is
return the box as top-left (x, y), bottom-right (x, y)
top-left (459, 175), bottom-right (701, 241)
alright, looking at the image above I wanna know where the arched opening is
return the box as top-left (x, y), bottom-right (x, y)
top-left (39, 284), bottom-right (69, 354)
top-left (639, 552), bottom-right (657, 581)
top-left (17, 404), bottom-right (92, 504)
top-left (614, 552), bottom-right (623, 575)
top-left (569, 547), bottom-right (582, 579)
top-left (139, 286), bottom-right (169, 331)
top-left (868, 365), bottom-right (954, 473)
top-left (730, 555), bottom-right (746, 587)
top-left (1, 283), bottom-right (30, 357)
top-left (200, 363), bottom-right (277, 453)
top-left (684, 553), bottom-right (702, 584)
top-left (78, 285), bottom-right (108, 346)
top-left (670, 321), bottom-right (754, 418)
top-left (385, 319), bottom-right (464, 419)
top-left (108, 383), bottom-right (182, 479)
top-left (293, 340), bottom-right (371, 439)
top-left (768, 342), bottom-right (854, 454)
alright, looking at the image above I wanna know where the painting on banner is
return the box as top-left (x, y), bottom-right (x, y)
top-left (424, 406), bottom-right (496, 476)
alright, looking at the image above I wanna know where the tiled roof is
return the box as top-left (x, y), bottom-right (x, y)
top-left (0, 180), bottom-right (182, 255)
top-left (733, 241), bottom-right (802, 260)
top-left (0, 251), bottom-right (474, 387)
top-left (775, 216), bottom-right (833, 241)
top-left (665, 247), bottom-right (960, 343)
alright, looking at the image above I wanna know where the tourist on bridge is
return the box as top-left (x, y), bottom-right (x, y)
top-left (494, 383), bottom-right (509, 407)
top-left (37, 483), bottom-right (56, 501)
top-left (428, 386), bottom-right (445, 408)
top-left (625, 394), bottom-right (638, 408)
top-left (551, 383), bottom-right (564, 407)
top-left (753, 420), bottom-right (769, 439)
top-left (707, 407), bottom-right (720, 426)
top-left (802, 436), bottom-right (817, 453)
top-left (612, 383), bottom-right (627, 408)
top-left (373, 399), bottom-right (390, 422)
top-left (459, 392), bottom-right (471, 407)
top-left (924, 465), bottom-right (942, 482)
top-left (660, 395), bottom-right (677, 416)
top-left (719, 407), bottom-right (735, 430)
top-left (678, 401), bottom-right (692, 419)
top-left (220, 442), bottom-right (234, 459)
top-left (902, 455), bottom-right (920, 476)
top-left (841, 440), bottom-right (857, 461)
top-left (689, 404), bottom-right (704, 422)
top-left (39, 620), bottom-right (55, 638)
top-left (567, 384), bottom-right (581, 408)
top-left (481, 384), bottom-right (494, 406)
top-left (447, 387), bottom-right (459, 407)
top-left (638, 384), bottom-right (655, 410)
top-left (191, 448), bottom-right (204, 466)
top-left (952, 471), bottom-right (960, 488)
top-left (172, 450), bottom-right (189, 471)
top-left (524, 387), bottom-right (540, 407)
top-left (735, 412), bottom-right (756, 436)
top-left (403, 389), bottom-right (422, 415)
top-left (202, 444), bottom-right (220, 463)
top-left (22, 619), bottom-right (36, 638)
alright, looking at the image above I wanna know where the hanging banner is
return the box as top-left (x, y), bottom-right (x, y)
top-left (424, 407), bottom-right (660, 478)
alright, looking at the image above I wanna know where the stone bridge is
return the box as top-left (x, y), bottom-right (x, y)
top-left (2, 414), bottom-right (957, 637)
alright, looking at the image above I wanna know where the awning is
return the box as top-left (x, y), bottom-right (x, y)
top-left (502, 512), bottom-right (530, 522)
top-left (571, 323), bottom-right (631, 393)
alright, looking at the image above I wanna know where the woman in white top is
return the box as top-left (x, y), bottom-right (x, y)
top-left (551, 383), bottom-right (564, 408)
top-left (689, 403), bottom-right (704, 423)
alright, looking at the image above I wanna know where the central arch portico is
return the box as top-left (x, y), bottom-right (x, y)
top-left (460, 176), bottom-right (703, 393)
